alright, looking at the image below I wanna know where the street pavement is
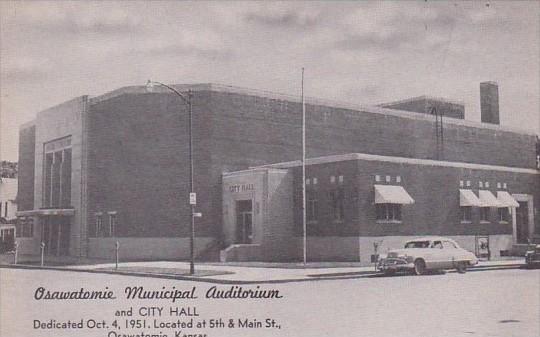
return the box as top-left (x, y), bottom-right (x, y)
top-left (1, 267), bottom-right (538, 337)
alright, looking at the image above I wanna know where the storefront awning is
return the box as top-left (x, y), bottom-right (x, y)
top-left (459, 189), bottom-right (483, 207)
top-left (16, 208), bottom-right (76, 217)
top-left (374, 185), bottom-right (414, 204)
top-left (496, 191), bottom-right (520, 208)
top-left (478, 190), bottom-right (504, 208)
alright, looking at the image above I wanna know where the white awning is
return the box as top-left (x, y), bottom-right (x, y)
top-left (374, 185), bottom-right (415, 205)
top-left (459, 189), bottom-right (483, 207)
top-left (496, 191), bottom-right (520, 208)
top-left (478, 190), bottom-right (504, 208)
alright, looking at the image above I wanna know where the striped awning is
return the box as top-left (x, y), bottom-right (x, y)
top-left (459, 189), bottom-right (483, 207)
top-left (374, 185), bottom-right (415, 205)
top-left (496, 191), bottom-right (520, 208)
top-left (478, 190), bottom-right (504, 208)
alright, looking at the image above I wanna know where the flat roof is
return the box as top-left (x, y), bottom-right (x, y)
top-left (378, 95), bottom-right (465, 107)
top-left (23, 83), bottom-right (537, 136)
top-left (254, 152), bottom-right (539, 175)
top-left (89, 83), bottom-right (535, 136)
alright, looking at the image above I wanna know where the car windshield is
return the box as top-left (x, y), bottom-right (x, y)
top-left (404, 241), bottom-right (430, 248)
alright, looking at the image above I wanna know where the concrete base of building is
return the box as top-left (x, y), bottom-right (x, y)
top-left (222, 234), bottom-right (514, 266)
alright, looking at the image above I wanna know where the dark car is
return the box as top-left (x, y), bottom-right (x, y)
top-left (525, 244), bottom-right (540, 269)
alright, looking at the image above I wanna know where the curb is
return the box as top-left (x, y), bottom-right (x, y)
top-left (0, 262), bottom-right (528, 285)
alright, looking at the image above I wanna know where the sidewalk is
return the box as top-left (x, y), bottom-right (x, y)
top-left (1, 257), bottom-right (526, 284)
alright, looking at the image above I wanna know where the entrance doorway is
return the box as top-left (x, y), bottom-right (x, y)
top-left (235, 200), bottom-right (253, 244)
top-left (516, 201), bottom-right (529, 244)
top-left (41, 216), bottom-right (71, 256)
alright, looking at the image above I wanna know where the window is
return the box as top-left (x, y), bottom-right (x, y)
top-left (396, 176), bottom-right (401, 183)
top-left (338, 175), bottom-right (344, 184)
top-left (385, 175), bottom-right (391, 183)
top-left (3, 202), bottom-right (7, 218)
top-left (330, 189), bottom-right (344, 221)
top-left (460, 206), bottom-right (472, 222)
top-left (432, 241), bottom-right (443, 249)
top-left (94, 214), bottom-right (103, 237)
top-left (15, 218), bottom-right (34, 238)
top-left (479, 182), bottom-right (483, 188)
top-left (109, 213), bottom-right (117, 237)
top-left (442, 241), bottom-right (457, 249)
top-left (313, 178), bottom-right (318, 185)
top-left (375, 175), bottom-right (381, 182)
top-left (43, 137), bottom-right (72, 208)
top-left (480, 207), bottom-right (490, 222)
top-left (459, 180), bottom-right (464, 187)
top-left (498, 208), bottom-right (509, 223)
top-left (376, 204), bottom-right (402, 222)
top-left (330, 175), bottom-right (336, 184)
top-left (306, 193), bottom-right (318, 222)
top-left (485, 182), bottom-right (490, 188)
top-left (305, 178), bottom-right (310, 185)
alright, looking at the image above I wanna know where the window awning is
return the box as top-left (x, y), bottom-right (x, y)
top-left (478, 190), bottom-right (504, 208)
top-left (374, 185), bottom-right (414, 205)
top-left (459, 189), bottom-right (483, 207)
top-left (496, 191), bottom-right (520, 208)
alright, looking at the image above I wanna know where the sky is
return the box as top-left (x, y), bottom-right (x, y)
top-left (1, 1), bottom-right (539, 161)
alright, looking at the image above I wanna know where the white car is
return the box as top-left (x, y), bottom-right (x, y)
top-left (377, 237), bottom-right (479, 275)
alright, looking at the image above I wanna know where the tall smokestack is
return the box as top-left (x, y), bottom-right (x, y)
top-left (480, 81), bottom-right (500, 125)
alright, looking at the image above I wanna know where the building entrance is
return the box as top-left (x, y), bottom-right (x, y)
top-left (235, 200), bottom-right (253, 244)
top-left (41, 216), bottom-right (71, 256)
top-left (516, 201), bottom-right (529, 244)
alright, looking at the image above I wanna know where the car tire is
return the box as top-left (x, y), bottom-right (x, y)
top-left (456, 261), bottom-right (467, 274)
top-left (414, 259), bottom-right (426, 275)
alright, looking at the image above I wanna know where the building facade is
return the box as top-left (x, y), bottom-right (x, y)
top-left (16, 83), bottom-right (540, 264)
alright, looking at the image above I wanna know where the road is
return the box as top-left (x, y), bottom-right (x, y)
top-left (1, 267), bottom-right (538, 337)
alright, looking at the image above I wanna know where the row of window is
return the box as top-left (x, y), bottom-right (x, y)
top-left (460, 180), bottom-right (509, 189)
top-left (89, 213), bottom-right (117, 237)
top-left (306, 175), bottom-right (344, 185)
top-left (461, 206), bottom-right (509, 223)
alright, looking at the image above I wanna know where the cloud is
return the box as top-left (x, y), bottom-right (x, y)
top-left (243, 7), bottom-right (322, 29)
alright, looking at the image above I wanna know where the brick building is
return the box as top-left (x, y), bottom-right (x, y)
top-left (16, 83), bottom-right (540, 264)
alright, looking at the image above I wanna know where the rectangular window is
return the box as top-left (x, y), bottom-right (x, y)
top-left (4, 202), bottom-right (7, 218)
top-left (109, 213), bottom-right (117, 237)
top-left (480, 207), bottom-right (490, 222)
top-left (95, 214), bottom-right (103, 237)
top-left (376, 204), bottom-right (402, 222)
top-left (306, 193), bottom-right (318, 222)
top-left (330, 189), bottom-right (344, 221)
top-left (498, 208), bottom-right (509, 223)
top-left (461, 206), bottom-right (472, 222)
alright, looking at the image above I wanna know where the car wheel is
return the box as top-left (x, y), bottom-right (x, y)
top-left (456, 261), bottom-right (467, 274)
top-left (414, 259), bottom-right (426, 275)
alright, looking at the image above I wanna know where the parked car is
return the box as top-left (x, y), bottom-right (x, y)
top-left (525, 244), bottom-right (540, 269)
top-left (377, 236), bottom-right (478, 275)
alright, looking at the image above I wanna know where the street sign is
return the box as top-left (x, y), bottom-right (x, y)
top-left (189, 192), bottom-right (197, 205)
top-left (193, 212), bottom-right (202, 218)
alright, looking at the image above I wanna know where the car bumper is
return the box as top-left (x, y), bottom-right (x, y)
top-left (377, 259), bottom-right (415, 272)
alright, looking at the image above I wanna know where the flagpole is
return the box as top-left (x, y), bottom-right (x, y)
top-left (302, 68), bottom-right (307, 266)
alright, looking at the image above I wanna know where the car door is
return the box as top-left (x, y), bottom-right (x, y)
top-left (441, 240), bottom-right (459, 269)
top-left (426, 240), bottom-right (445, 269)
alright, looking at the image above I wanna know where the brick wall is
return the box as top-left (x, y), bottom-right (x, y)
top-left (292, 158), bottom-right (539, 237)
top-left (17, 125), bottom-right (35, 211)
top-left (87, 91), bottom-right (215, 238)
